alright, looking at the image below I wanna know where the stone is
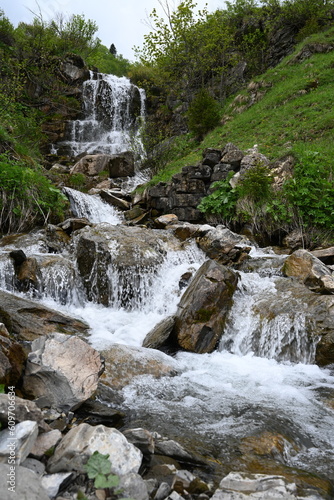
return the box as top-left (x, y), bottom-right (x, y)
top-left (196, 225), bottom-right (251, 265)
top-left (181, 165), bottom-right (212, 180)
top-left (220, 143), bottom-right (244, 169)
top-left (48, 423), bottom-right (142, 475)
top-left (212, 472), bottom-right (298, 500)
top-left (21, 457), bottom-right (45, 476)
top-left (119, 472), bottom-right (149, 500)
top-left (282, 229), bottom-right (305, 251)
top-left (282, 249), bottom-right (334, 294)
top-left (100, 344), bottom-right (179, 390)
top-left (174, 260), bottom-right (239, 353)
top-left (100, 190), bottom-right (131, 210)
top-left (0, 463), bottom-right (49, 500)
top-left (60, 54), bottom-right (90, 82)
top-left (0, 394), bottom-right (49, 431)
top-left (23, 333), bottom-right (103, 411)
top-left (154, 439), bottom-right (196, 462)
top-left (41, 472), bottom-right (73, 499)
top-left (0, 325), bottom-right (26, 385)
top-left (142, 316), bottom-right (175, 349)
top-left (70, 154), bottom-right (115, 177)
top-left (45, 224), bottom-right (71, 252)
top-left (154, 482), bottom-right (172, 500)
top-left (0, 289), bottom-right (89, 342)
top-left (239, 149), bottom-right (270, 175)
top-left (311, 246), bottom-right (334, 265)
top-left (123, 428), bottom-right (155, 455)
top-left (202, 148), bottom-right (222, 167)
top-left (108, 151), bottom-right (135, 177)
top-left (155, 214), bottom-right (179, 229)
top-left (0, 420), bottom-right (38, 464)
top-left (30, 429), bottom-right (62, 458)
top-left (57, 217), bottom-right (91, 234)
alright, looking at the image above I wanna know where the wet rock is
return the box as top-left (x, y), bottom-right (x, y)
top-left (196, 225), bottom-right (251, 265)
top-left (123, 428), bottom-right (155, 456)
top-left (239, 431), bottom-right (300, 464)
top-left (0, 324), bottom-right (26, 385)
top-left (154, 439), bottom-right (197, 463)
top-left (60, 54), bottom-right (90, 82)
top-left (0, 420), bottom-right (38, 464)
top-left (0, 463), bottom-right (49, 500)
top-left (100, 344), bottom-right (179, 390)
top-left (155, 214), bottom-right (179, 229)
top-left (70, 153), bottom-right (116, 177)
top-left (57, 217), bottom-right (91, 235)
top-left (142, 316), bottom-right (176, 349)
top-left (45, 224), bottom-right (71, 252)
top-left (48, 423), bottom-right (142, 475)
top-left (109, 151), bottom-right (135, 177)
top-left (212, 472), bottom-right (298, 499)
top-left (282, 249), bottom-right (334, 294)
top-left (174, 260), bottom-right (238, 353)
top-left (0, 289), bottom-right (89, 341)
top-left (23, 333), bottom-right (103, 411)
top-left (119, 472), bottom-right (149, 500)
top-left (100, 189), bottom-right (131, 210)
top-left (73, 224), bottom-right (178, 306)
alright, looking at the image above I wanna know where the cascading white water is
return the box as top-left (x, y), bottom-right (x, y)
top-left (54, 71), bottom-right (146, 158)
top-left (220, 271), bottom-right (318, 364)
top-left (63, 187), bottom-right (123, 224)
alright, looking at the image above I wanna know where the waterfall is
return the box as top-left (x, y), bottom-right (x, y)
top-left (220, 271), bottom-right (318, 364)
top-left (54, 71), bottom-right (146, 158)
top-left (63, 187), bottom-right (123, 224)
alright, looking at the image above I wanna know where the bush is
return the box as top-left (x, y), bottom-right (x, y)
top-left (187, 89), bottom-right (221, 141)
top-left (0, 155), bottom-right (67, 234)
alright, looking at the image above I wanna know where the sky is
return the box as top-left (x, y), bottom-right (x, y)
top-left (1, 0), bottom-right (226, 61)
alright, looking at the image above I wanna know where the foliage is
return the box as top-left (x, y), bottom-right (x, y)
top-left (86, 44), bottom-right (130, 76)
top-left (0, 155), bottom-right (67, 234)
top-left (187, 89), bottom-right (221, 141)
top-left (198, 173), bottom-right (238, 221)
top-left (84, 451), bottom-right (120, 490)
top-left (237, 164), bottom-right (274, 203)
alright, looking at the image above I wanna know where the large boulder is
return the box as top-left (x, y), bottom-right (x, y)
top-left (174, 260), bottom-right (239, 353)
top-left (48, 423), bottom-right (142, 475)
top-left (282, 249), bottom-right (334, 294)
top-left (73, 224), bottom-right (180, 307)
top-left (70, 154), bottom-right (115, 177)
top-left (100, 344), bottom-right (179, 390)
top-left (23, 333), bottom-right (103, 411)
top-left (0, 290), bottom-right (89, 342)
top-left (196, 225), bottom-right (251, 265)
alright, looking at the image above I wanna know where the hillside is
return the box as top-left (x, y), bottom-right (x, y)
top-left (145, 26), bottom-right (334, 246)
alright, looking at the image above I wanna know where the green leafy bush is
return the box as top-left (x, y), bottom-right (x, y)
top-left (0, 155), bottom-right (67, 234)
top-left (198, 172), bottom-right (238, 221)
top-left (187, 89), bottom-right (221, 141)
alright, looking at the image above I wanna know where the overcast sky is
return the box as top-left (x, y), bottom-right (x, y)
top-left (2, 0), bottom-right (226, 61)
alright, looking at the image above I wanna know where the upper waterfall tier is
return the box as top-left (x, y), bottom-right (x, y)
top-left (54, 71), bottom-right (146, 157)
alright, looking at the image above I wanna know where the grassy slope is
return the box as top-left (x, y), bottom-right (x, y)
top-left (149, 26), bottom-right (334, 184)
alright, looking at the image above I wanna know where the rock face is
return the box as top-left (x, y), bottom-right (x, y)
top-left (100, 344), bottom-right (179, 390)
top-left (0, 463), bottom-right (50, 500)
top-left (0, 290), bottom-right (89, 341)
top-left (282, 249), bottom-right (334, 294)
top-left (174, 260), bottom-right (239, 353)
top-left (23, 333), bottom-right (103, 411)
top-left (48, 423), bottom-right (142, 476)
top-left (73, 224), bottom-right (176, 307)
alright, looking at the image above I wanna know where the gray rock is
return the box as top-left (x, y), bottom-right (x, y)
top-left (174, 260), bottom-right (239, 353)
top-left (282, 249), bottom-right (334, 294)
top-left (48, 423), bottom-right (142, 476)
top-left (154, 439), bottom-right (195, 462)
top-left (154, 482), bottom-right (172, 500)
top-left (196, 225), bottom-right (251, 265)
top-left (212, 472), bottom-right (299, 499)
top-left (0, 420), bottom-right (38, 464)
top-left (0, 289), bottom-right (89, 342)
top-left (100, 344), bottom-right (179, 390)
top-left (123, 428), bottom-right (155, 455)
top-left (119, 472), bottom-right (149, 500)
top-left (21, 457), bottom-right (46, 476)
top-left (0, 463), bottom-right (49, 500)
top-left (30, 429), bottom-right (62, 458)
top-left (23, 333), bottom-right (103, 411)
top-left (0, 394), bottom-right (50, 432)
top-left (142, 316), bottom-right (175, 349)
top-left (41, 472), bottom-right (73, 499)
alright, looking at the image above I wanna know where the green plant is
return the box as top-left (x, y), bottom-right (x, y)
top-left (237, 164), bottom-right (274, 203)
top-left (82, 451), bottom-right (133, 500)
top-left (198, 172), bottom-right (238, 221)
top-left (187, 88), bottom-right (221, 141)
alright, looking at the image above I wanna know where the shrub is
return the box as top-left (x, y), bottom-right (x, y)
top-left (187, 88), bottom-right (221, 141)
top-left (0, 155), bottom-right (67, 234)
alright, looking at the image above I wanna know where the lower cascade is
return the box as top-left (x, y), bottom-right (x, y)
top-left (0, 193), bottom-right (333, 498)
